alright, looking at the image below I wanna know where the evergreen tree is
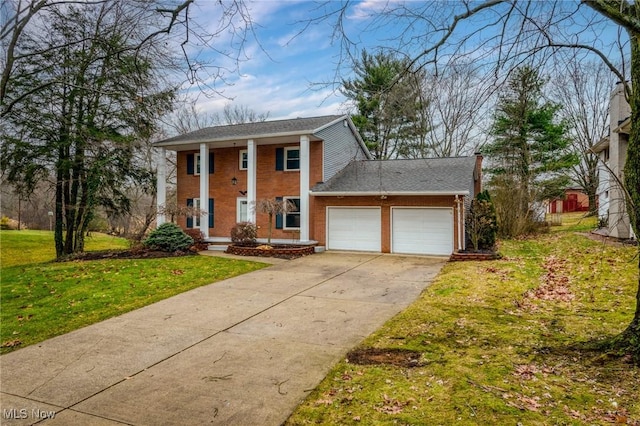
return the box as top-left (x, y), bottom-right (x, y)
top-left (342, 50), bottom-right (428, 159)
top-left (1, 3), bottom-right (175, 258)
top-left (485, 66), bottom-right (577, 237)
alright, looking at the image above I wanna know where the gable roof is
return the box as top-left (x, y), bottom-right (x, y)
top-left (154, 115), bottom-right (346, 148)
top-left (310, 157), bottom-right (477, 196)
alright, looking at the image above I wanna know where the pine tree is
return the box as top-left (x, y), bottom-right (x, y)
top-left (485, 66), bottom-right (577, 237)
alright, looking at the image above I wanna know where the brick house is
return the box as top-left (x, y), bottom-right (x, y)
top-left (154, 115), bottom-right (483, 255)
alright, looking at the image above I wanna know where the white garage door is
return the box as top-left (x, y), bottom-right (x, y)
top-left (392, 208), bottom-right (453, 255)
top-left (327, 207), bottom-right (381, 252)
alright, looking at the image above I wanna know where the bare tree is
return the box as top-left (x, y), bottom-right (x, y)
top-left (300, 0), bottom-right (638, 359)
top-left (422, 59), bottom-right (497, 157)
top-left (549, 56), bottom-right (616, 215)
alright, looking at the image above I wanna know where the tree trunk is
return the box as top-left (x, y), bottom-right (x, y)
top-left (621, 31), bottom-right (640, 359)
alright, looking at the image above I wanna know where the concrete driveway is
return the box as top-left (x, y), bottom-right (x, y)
top-left (0, 252), bottom-right (445, 425)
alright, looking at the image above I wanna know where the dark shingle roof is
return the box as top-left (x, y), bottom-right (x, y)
top-left (311, 157), bottom-right (477, 195)
top-left (155, 115), bottom-right (345, 146)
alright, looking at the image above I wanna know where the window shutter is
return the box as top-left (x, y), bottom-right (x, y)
top-left (186, 198), bottom-right (193, 228)
top-left (275, 148), bottom-right (284, 171)
top-left (208, 198), bottom-right (214, 228)
top-left (186, 154), bottom-right (194, 175)
top-left (275, 196), bottom-right (283, 229)
top-left (209, 152), bottom-right (214, 174)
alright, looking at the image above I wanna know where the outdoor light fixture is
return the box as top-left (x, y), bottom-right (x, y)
top-left (231, 176), bottom-right (238, 186)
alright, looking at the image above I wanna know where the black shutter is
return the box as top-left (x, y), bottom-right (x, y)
top-left (186, 198), bottom-right (193, 228)
top-left (208, 198), bottom-right (214, 228)
top-left (275, 196), bottom-right (283, 229)
top-left (186, 154), bottom-right (194, 175)
top-left (209, 152), bottom-right (214, 174)
top-left (275, 148), bottom-right (284, 171)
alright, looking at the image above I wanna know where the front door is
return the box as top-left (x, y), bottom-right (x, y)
top-left (237, 198), bottom-right (248, 223)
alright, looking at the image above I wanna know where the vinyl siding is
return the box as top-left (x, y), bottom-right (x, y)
top-left (317, 120), bottom-right (369, 181)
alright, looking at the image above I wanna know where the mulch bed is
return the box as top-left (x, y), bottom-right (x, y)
top-left (61, 248), bottom-right (198, 261)
top-left (225, 243), bottom-right (315, 259)
top-left (346, 347), bottom-right (424, 368)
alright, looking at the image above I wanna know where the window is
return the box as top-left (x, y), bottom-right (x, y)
top-left (239, 149), bottom-right (248, 170)
top-left (186, 152), bottom-right (213, 175)
top-left (283, 197), bottom-right (300, 229)
top-left (187, 198), bottom-right (201, 228)
top-left (284, 147), bottom-right (300, 171)
top-left (194, 154), bottom-right (201, 175)
top-left (237, 198), bottom-right (248, 222)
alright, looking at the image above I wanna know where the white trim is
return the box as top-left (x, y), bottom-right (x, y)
top-left (310, 190), bottom-right (470, 197)
top-left (199, 144), bottom-right (209, 237)
top-left (194, 153), bottom-right (201, 175)
top-left (247, 139), bottom-right (257, 223)
top-left (190, 198), bottom-right (201, 228)
top-left (239, 149), bottom-right (248, 170)
top-left (284, 146), bottom-right (300, 171)
top-left (299, 135), bottom-right (310, 241)
top-left (237, 197), bottom-right (248, 223)
top-left (156, 147), bottom-right (167, 226)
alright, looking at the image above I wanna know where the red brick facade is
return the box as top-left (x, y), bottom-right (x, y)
top-left (311, 195), bottom-right (465, 252)
top-left (176, 141), bottom-right (323, 240)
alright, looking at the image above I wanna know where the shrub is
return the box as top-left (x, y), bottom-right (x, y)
top-left (143, 223), bottom-right (193, 252)
top-left (466, 190), bottom-right (498, 251)
top-left (184, 228), bottom-right (208, 251)
top-left (230, 222), bottom-right (257, 245)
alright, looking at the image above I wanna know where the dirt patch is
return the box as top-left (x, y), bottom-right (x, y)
top-left (346, 347), bottom-right (423, 368)
top-left (61, 249), bottom-right (197, 261)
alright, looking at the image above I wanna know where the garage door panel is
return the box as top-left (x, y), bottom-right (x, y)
top-left (327, 208), bottom-right (381, 252)
top-left (392, 208), bottom-right (453, 255)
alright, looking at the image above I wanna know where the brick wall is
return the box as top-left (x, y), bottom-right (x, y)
top-left (311, 195), bottom-right (463, 252)
top-left (176, 141), bottom-right (323, 239)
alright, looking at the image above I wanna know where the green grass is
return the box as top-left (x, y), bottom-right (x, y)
top-left (1, 230), bottom-right (130, 267)
top-left (286, 214), bottom-right (639, 425)
top-left (0, 230), bottom-right (267, 353)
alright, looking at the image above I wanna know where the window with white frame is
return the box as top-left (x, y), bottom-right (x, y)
top-left (190, 198), bottom-right (201, 227)
top-left (284, 147), bottom-right (300, 171)
top-left (239, 149), bottom-right (248, 170)
top-left (283, 197), bottom-right (300, 229)
top-left (194, 153), bottom-right (201, 175)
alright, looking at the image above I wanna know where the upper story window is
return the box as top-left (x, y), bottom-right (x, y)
top-left (194, 153), bottom-right (202, 175)
top-left (239, 149), bottom-right (248, 170)
top-left (285, 147), bottom-right (300, 171)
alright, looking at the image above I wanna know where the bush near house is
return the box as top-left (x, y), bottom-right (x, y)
top-left (143, 223), bottom-right (193, 252)
top-left (230, 221), bottom-right (258, 245)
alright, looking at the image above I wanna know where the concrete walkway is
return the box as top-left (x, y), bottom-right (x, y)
top-left (0, 252), bottom-right (445, 425)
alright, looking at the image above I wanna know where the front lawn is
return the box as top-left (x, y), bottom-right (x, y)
top-left (286, 217), bottom-right (640, 425)
top-left (0, 230), bottom-right (267, 353)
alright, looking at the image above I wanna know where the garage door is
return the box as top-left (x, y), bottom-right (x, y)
top-left (392, 208), bottom-right (453, 255)
top-left (327, 207), bottom-right (381, 252)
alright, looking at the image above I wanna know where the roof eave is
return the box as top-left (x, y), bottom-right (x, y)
top-left (310, 190), bottom-right (470, 197)
top-left (153, 129), bottom-right (323, 149)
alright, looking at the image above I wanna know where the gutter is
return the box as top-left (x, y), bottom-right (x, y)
top-left (309, 190), bottom-right (470, 197)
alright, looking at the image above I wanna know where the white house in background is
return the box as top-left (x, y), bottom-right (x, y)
top-left (591, 82), bottom-right (635, 240)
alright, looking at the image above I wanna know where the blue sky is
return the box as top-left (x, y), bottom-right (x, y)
top-left (184, 0), bottom-right (627, 121)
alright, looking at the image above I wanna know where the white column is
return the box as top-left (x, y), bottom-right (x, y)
top-left (247, 139), bottom-right (257, 223)
top-left (299, 135), bottom-right (310, 242)
top-left (156, 147), bottom-right (167, 226)
top-left (199, 143), bottom-right (209, 238)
